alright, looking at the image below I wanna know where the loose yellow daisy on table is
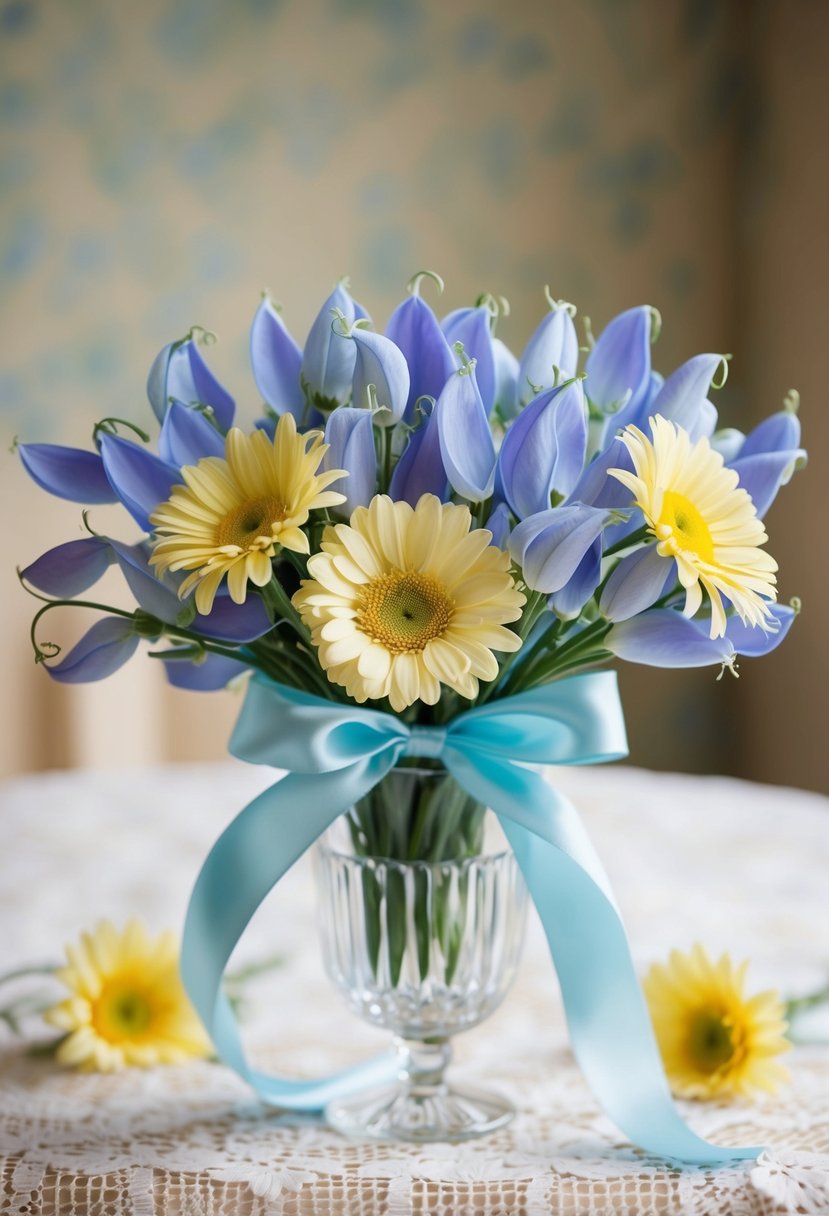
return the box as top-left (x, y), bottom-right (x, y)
top-left (149, 414), bottom-right (346, 615)
top-left (643, 944), bottom-right (790, 1100)
top-left (609, 415), bottom-right (778, 638)
top-left (43, 920), bottom-right (210, 1071)
top-left (293, 494), bottom-right (525, 712)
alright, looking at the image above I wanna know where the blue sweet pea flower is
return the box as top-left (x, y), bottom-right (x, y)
top-left (301, 282), bottom-right (369, 410)
top-left (605, 603), bottom-right (796, 669)
top-left (586, 306), bottom-right (656, 439)
top-left (492, 337), bottom-right (520, 421)
top-left (599, 545), bottom-right (677, 623)
top-left (385, 282), bottom-right (456, 425)
top-left (498, 379), bottom-right (588, 519)
top-left (727, 406), bottom-right (807, 518)
top-left (509, 504), bottom-right (610, 595)
top-left (434, 363), bottom-right (496, 502)
top-left (146, 332), bottom-right (235, 430)
top-left (44, 617), bottom-right (140, 684)
top-left (517, 300), bottom-right (579, 407)
top-left (323, 407), bottom-right (376, 517)
top-left (388, 404), bottom-right (448, 506)
top-left (350, 326), bottom-right (410, 428)
top-left (250, 296), bottom-right (306, 422)
top-left (17, 443), bottom-right (119, 504)
top-left (442, 304), bottom-right (498, 416)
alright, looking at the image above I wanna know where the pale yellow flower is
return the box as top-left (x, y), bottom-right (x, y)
top-left (149, 415), bottom-right (346, 615)
top-left (44, 920), bottom-right (210, 1071)
top-left (293, 494), bottom-right (525, 712)
top-left (609, 415), bottom-right (777, 638)
top-left (643, 944), bottom-right (790, 1100)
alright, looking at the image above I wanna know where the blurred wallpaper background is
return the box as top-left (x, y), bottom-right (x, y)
top-left (1, 0), bottom-right (825, 793)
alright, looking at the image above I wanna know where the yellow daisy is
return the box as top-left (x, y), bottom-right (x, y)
top-left (643, 944), bottom-right (790, 1100)
top-left (293, 494), bottom-right (525, 711)
top-left (149, 414), bottom-right (346, 615)
top-left (44, 920), bottom-right (210, 1072)
top-left (609, 415), bottom-right (777, 638)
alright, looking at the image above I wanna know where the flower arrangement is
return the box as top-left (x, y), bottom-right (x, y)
top-left (17, 273), bottom-right (807, 1159)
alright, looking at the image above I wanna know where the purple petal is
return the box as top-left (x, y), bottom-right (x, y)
top-left (18, 444), bottom-right (119, 504)
top-left (351, 328), bottom-right (410, 427)
top-left (323, 408), bottom-right (376, 516)
top-left (147, 337), bottom-right (235, 430)
top-left (388, 407), bottom-right (448, 506)
top-left (385, 294), bottom-right (456, 424)
top-left (498, 379), bottom-right (587, 519)
top-left (549, 537), bottom-right (604, 617)
top-left (99, 434), bottom-right (182, 531)
top-left (250, 297), bottom-right (305, 420)
top-left (492, 337), bottom-right (520, 420)
top-left (731, 450), bottom-right (807, 519)
top-left (586, 306), bottom-right (652, 425)
top-left (568, 437), bottom-right (635, 509)
top-left (485, 501), bottom-right (511, 550)
top-left (108, 539), bottom-right (182, 622)
top-left (724, 603), bottom-right (796, 656)
top-left (442, 306), bottom-right (497, 415)
top-left (197, 593), bottom-right (272, 643)
top-left (727, 410), bottom-right (806, 518)
top-left (510, 505), bottom-right (609, 593)
top-left (163, 652), bottom-right (250, 691)
top-left (158, 400), bottom-right (224, 467)
top-left (22, 537), bottom-right (115, 598)
top-left (45, 617), bottom-right (139, 684)
top-left (648, 354), bottom-right (725, 440)
top-left (605, 609), bottom-right (735, 668)
top-left (518, 306), bottom-right (579, 406)
top-left (434, 367), bottom-right (496, 502)
top-left (599, 545), bottom-right (676, 622)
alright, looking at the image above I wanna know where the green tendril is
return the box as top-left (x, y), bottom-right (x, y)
top-left (407, 270), bottom-right (445, 297)
top-left (92, 418), bottom-right (151, 446)
top-left (648, 306), bottom-right (662, 344)
top-left (81, 510), bottom-right (101, 537)
top-left (582, 316), bottom-right (595, 350)
top-left (711, 355), bottom-right (731, 390)
top-left (330, 307), bottom-right (353, 339)
top-left (790, 596), bottom-right (802, 615)
top-left (543, 286), bottom-right (577, 316)
top-left (784, 388), bottom-right (800, 413)
top-left (452, 341), bottom-right (477, 376)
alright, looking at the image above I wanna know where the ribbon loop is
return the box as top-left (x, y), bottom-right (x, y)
top-left (181, 672), bottom-right (761, 1166)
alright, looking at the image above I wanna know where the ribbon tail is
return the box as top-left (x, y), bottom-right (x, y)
top-left (446, 751), bottom-right (762, 1165)
top-left (181, 761), bottom-right (400, 1109)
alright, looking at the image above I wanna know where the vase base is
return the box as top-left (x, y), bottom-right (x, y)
top-left (325, 1081), bottom-right (514, 1143)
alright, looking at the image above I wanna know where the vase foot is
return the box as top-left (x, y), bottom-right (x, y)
top-left (325, 1080), bottom-right (514, 1143)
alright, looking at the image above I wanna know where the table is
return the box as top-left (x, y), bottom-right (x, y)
top-left (2, 762), bottom-right (828, 1215)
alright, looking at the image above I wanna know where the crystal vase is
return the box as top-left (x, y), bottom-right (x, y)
top-left (315, 763), bottom-right (527, 1143)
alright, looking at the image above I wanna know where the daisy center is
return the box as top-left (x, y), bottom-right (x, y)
top-left (688, 1009), bottom-right (735, 1073)
top-left (358, 570), bottom-right (453, 654)
top-left (214, 497), bottom-right (287, 551)
top-left (656, 490), bottom-right (715, 563)
top-left (94, 982), bottom-right (154, 1039)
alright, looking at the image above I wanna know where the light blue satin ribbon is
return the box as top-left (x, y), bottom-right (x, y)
top-left (181, 672), bottom-right (760, 1164)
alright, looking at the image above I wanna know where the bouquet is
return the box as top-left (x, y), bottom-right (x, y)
top-left (17, 272), bottom-right (806, 1159)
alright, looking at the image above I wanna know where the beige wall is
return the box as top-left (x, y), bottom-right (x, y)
top-left (1, 1), bottom-right (825, 791)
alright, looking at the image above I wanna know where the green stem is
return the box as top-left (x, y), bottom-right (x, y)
top-left (785, 980), bottom-right (829, 1023)
top-left (602, 525), bottom-right (650, 558)
top-left (262, 576), bottom-right (312, 644)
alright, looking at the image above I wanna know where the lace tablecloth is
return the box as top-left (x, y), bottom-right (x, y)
top-left (1, 762), bottom-right (828, 1215)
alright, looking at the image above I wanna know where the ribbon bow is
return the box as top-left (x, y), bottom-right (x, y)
top-left (181, 672), bottom-right (759, 1164)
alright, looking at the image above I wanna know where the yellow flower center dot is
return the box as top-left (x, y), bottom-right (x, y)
top-left (688, 1009), bottom-right (736, 1073)
top-left (94, 981), bottom-right (155, 1039)
top-left (655, 490), bottom-right (715, 563)
top-left (215, 497), bottom-right (287, 551)
top-left (359, 570), bottom-right (453, 654)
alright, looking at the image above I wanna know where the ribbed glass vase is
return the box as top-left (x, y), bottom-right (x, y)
top-left (315, 763), bottom-right (527, 1143)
